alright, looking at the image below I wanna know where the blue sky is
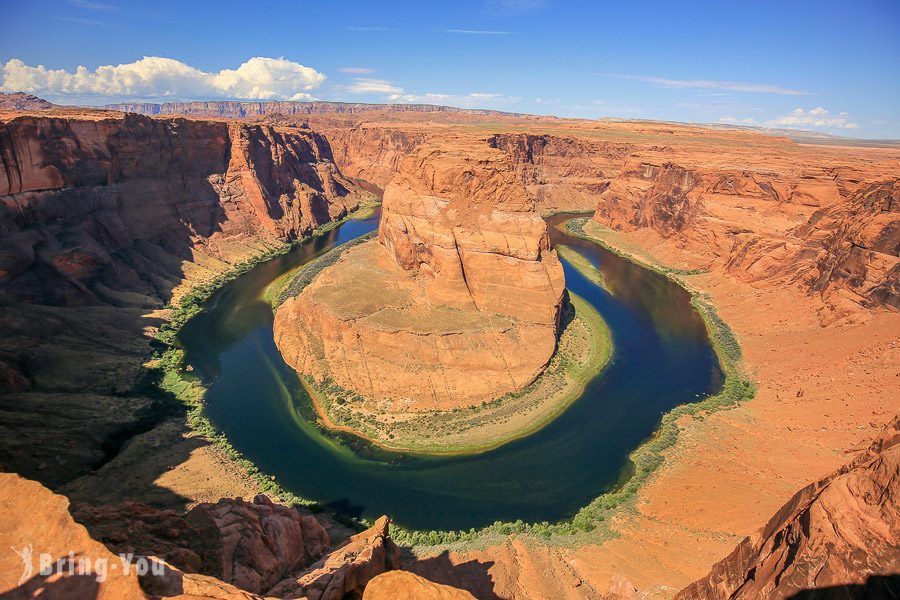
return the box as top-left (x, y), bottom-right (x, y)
top-left (2, 0), bottom-right (898, 138)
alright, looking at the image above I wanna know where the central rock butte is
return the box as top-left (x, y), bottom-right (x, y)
top-left (274, 139), bottom-right (566, 410)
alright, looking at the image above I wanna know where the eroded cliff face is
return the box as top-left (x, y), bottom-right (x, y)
top-left (488, 133), bottom-right (631, 212)
top-left (463, 129), bottom-right (900, 318)
top-left (378, 142), bottom-right (565, 325)
top-left (0, 113), bottom-right (363, 306)
top-left (0, 110), bottom-right (365, 490)
top-left (274, 139), bottom-right (565, 408)
top-left (592, 159), bottom-right (899, 313)
top-left (675, 417), bottom-right (900, 600)
top-left (320, 124), bottom-right (424, 188)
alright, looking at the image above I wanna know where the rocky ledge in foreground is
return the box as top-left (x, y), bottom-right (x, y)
top-left (675, 416), bottom-right (900, 600)
top-left (0, 472), bottom-right (411, 599)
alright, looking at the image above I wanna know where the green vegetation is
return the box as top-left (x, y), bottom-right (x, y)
top-left (556, 244), bottom-right (608, 291)
top-left (301, 292), bottom-right (612, 455)
top-left (145, 206), bottom-right (381, 516)
top-left (147, 346), bottom-right (320, 509)
top-left (392, 218), bottom-right (755, 548)
top-left (272, 232), bottom-right (376, 309)
top-left (561, 218), bottom-right (706, 277)
top-left (144, 208), bottom-right (753, 552)
top-left (348, 204), bottom-right (379, 220)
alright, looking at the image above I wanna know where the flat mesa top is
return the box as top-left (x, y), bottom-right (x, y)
top-left (302, 239), bottom-right (515, 334)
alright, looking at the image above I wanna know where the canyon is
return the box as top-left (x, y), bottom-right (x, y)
top-left (0, 95), bottom-right (898, 599)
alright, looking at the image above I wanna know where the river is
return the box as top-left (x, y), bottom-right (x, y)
top-left (179, 210), bottom-right (721, 531)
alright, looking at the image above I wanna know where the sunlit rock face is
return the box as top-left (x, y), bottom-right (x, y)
top-left (274, 140), bottom-right (565, 409)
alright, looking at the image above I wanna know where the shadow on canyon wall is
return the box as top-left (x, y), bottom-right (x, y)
top-left (788, 575), bottom-right (900, 599)
top-left (409, 552), bottom-right (502, 600)
top-left (0, 114), bottom-right (356, 511)
top-left (0, 116), bottom-right (235, 506)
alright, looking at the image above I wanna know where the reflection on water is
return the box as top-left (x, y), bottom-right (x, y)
top-left (179, 210), bottom-right (722, 531)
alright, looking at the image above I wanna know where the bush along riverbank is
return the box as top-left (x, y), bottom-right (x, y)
top-left (392, 218), bottom-right (755, 549)
top-left (143, 205), bottom-right (381, 516)
top-left (288, 292), bottom-right (612, 456)
top-left (141, 210), bottom-right (753, 552)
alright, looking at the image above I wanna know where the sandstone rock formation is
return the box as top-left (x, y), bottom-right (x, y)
top-left (73, 494), bottom-right (330, 595)
top-left (0, 472), bottom-right (147, 599)
top-left (488, 133), bottom-right (630, 212)
top-left (0, 108), bottom-right (366, 491)
top-left (274, 140), bottom-right (565, 408)
top-left (0, 92), bottom-right (54, 111)
top-left (675, 417), bottom-right (900, 600)
top-left (313, 120), bottom-right (899, 319)
top-left (0, 113), bottom-right (364, 306)
top-left (0, 472), bottom-right (414, 600)
top-left (2, 99), bottom-right (899, 600)
top-left (267, 516), bottom-right (401, 600)
top-left (363, 571), bottom-right (477, 600)
top-left (592, 158), bottom-right (899, 312)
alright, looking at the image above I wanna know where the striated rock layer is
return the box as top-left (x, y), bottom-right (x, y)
top-left (675, 417), bottom-right (900, 600)
top-left (73, 494), bottom-right (330, 595)
top-left (592, 159), bottom-right (899, 313)
top-left (0, 108), bottom-right (366, 490)
top-left (0, 113), bottom-right (364, 306)
top-left (274, 140), bottom-right (565, 408)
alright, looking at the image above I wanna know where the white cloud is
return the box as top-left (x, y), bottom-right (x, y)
top-left (718, 107), bottom-right (861, 132)
top-left (388, 91), bottom-right (520, 107)
top-left (611, 74), bottom-right (808, 96)
top-left (344, 76), bottom-right (519, 108)
top-left (718, 115), bottom-right (759, 125)
top-left (346, 78), bottom-right (403, 95)
top-left (770, 107), bottom-right (859, 129)
top-left (338, 67), bottom-right (375, 74)
top-left (0, 57), bottom-right (325, 101)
